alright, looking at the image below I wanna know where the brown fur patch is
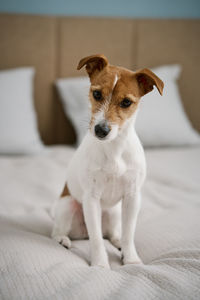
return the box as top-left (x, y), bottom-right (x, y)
top-left (60, 183), bottom-right (70, 197)
top-left (88, 66), bottom-right (141, 128)
top-left (77, 54), bottom-right (108, 78)
top-left (77, 54), bottom-right (164, 128)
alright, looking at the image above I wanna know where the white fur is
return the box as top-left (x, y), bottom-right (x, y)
top-left (52, 108), bottom-right (146, 268)
top-left (93, 109), bottom-right (105, 125)
top-left (107, 74), bottom-right (118, 102)
top-left (113, 74), bottom-right (118, 88)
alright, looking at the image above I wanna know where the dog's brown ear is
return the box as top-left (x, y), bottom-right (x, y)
top-left (135, 68), bottom-right (164, 96)
top-left (77, 54), bottom-right (108, 78)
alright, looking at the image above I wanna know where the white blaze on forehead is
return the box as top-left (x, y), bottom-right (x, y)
top-left (113, 74), bottom-right (118, 89)
top-left (107, 74), bottom-right (118, 102)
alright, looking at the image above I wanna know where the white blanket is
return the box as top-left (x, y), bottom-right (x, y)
top-left (0, 146), bottom-right (200, 300)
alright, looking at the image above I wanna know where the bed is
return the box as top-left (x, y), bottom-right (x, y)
top-left (0, 14), bottom-right (200, 300)
top-left (0, 146), bottom-right (200, 299)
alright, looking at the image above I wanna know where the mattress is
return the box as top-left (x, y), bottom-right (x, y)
top-left (0, 145), bottom-right (200, 300)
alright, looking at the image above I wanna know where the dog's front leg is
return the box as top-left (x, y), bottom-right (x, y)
top-left (121, 185), bottom-right (142, 265)
top-left (82, 191), bottom-right (110, 268)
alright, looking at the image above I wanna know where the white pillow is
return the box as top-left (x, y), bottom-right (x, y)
top-left (0, 67), bottom-right (44, 154)
top-left (56, 77), bottom-right (90, 145)
top-left (56, 65), bottom-right (200, 147)
top-left (135, 65), bottom-right (200, 146)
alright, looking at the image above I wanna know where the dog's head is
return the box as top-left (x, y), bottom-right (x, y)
top-left (77, 54), bottom-right (164, 141)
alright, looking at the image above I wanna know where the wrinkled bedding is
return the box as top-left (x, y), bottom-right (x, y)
top-left (0, 145), bottom-right (200, 300)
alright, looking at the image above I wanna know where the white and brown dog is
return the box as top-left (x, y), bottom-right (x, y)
top-left (52, 54), bottom-right (164, 268)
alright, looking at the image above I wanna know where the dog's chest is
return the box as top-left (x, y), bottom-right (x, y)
top-left (86, 143), bottom-right (143, 207)
top-left (96, 157), bottom-right (131, 207)
top-left (101, 174), bottom-right (125, 207)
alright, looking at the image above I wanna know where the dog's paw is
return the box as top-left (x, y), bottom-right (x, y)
top-left (53, 235), bottom-right (72, 249)
top-left (110, 237), bottom-right (121, 250)
top-left (91, 252), bottom-right (110, 268)
top-left (121, 253), bottom-right (142, 265)
top-left (91, 260), bottom-right (110, 269)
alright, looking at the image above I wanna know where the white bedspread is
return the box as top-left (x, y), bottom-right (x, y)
top-left (0, 146), bottom-right (200, 300)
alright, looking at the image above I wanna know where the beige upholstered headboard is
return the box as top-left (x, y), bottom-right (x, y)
top-left (0, 14), bottom-right (199, 145)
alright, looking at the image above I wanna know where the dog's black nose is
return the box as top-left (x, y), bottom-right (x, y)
top-left (95, 123), bottom-right (110, 138)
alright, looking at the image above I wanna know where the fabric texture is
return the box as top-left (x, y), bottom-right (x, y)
top-left (56, 65), bottom-right (200, 147)
top-left (0, 145), bottom-right (200, 299)
top-left (0, 67), bottom-right (44, 154)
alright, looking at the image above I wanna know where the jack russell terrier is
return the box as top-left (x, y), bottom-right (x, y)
top-left (52, 54), bottom-right (164, 268)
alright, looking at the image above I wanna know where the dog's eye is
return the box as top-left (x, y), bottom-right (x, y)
top-left (93, 90), bottom-right (102, 101)
top-left (120, 98), bottom-right (132, 108)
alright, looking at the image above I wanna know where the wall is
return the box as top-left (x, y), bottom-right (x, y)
top-left (0, 0), bottom-right (199, 18)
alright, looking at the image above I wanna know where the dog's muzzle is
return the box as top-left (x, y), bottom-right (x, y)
top-left (95, 122), bottom-right (111, 139)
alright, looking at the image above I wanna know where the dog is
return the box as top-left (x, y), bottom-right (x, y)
top-left (51, 54), bottom-right (164, 268)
